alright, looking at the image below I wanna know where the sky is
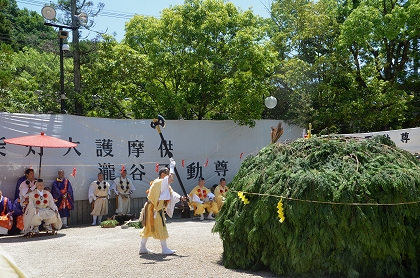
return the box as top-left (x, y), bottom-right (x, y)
top-left (16, 0), bottom-right (273, 41)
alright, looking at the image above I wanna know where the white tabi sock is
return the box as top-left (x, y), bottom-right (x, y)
top-left (160, 239), bottom-right (176, 255)
top-left (92, 215), bottom-right (97, 226)
top-left (61, 217), bottom-right (68, 227)
top-left (139, 237), bottom-right (153, 254)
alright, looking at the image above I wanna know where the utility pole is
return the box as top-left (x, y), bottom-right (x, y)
top-left (44, 22), bottom-right (74, 113)
top-left (59, 27), bottom-right (65, 113)
top-left (71, 0), bottom-right (83, 115)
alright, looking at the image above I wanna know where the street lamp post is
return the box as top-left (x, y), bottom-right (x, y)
top-left (41, 5), bottom-right (88, 115)
top-left (44, 22), bottom-right (74, 113)
top-left (42, 5), bottom-right (75, 114)
top-left (59, 27), bottom-right (65, 113)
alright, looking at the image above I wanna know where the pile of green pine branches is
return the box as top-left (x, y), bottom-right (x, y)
top-left (213, 135), bottom-right (420, 277)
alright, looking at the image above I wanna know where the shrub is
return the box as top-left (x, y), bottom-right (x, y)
top-left (213, 136), bottom-right (420, 277)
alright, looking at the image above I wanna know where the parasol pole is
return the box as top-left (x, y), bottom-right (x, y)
top-left (38, 147), bottom-right (44, 179)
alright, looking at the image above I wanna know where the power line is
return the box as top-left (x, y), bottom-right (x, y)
top-left (15, 0), bottom-right (46, 7)
top-left (15, 0), bottom-right (154, 20)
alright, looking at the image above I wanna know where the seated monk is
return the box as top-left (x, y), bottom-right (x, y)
top-left (10, 199), bottom-right (24, 235)
top-left (189, 177), bottom-right (218, 220)
top-left (23, 179), bottom-right (62, 235)
top-left (214, 178), bottom-right (229, 210)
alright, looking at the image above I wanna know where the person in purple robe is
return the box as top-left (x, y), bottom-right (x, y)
top-left (51, 170), bottom-right (74, 228)
top-left (8, 198), bottom-right (24, 235)
top-left (0, 190), bottom-right (13, 235)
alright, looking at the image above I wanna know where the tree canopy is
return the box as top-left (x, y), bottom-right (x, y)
top-left (0, 0), bottom-right (420, 133)
top-left (0, 0), bottom-right (57, 51)
top-left (269, 0), bottom-right (420, 133)
top-left (83, 0), bottom-right (278, 126)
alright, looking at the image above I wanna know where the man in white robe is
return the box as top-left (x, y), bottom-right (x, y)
top-left (88, 172), bottom-right (111, 225)
top-left (18, 168), bottom-right (37, 211)
top-left (23, 179), bottom-right (62, 235)
top-left (139, 159), bottom-right (183, 255)
top-left (111, 169), bottom-right (135, 215)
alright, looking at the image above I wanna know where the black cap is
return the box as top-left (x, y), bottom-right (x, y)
top-left (158, 167), bottom-right (169, 176)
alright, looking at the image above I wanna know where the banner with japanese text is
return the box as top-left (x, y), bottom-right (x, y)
top-left (0, 113), bottom-right (302, 200)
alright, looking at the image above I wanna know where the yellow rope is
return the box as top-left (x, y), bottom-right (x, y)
top-left (231, 189), bottom-right (420, 206)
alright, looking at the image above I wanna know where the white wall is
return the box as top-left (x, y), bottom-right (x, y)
top-left (0, 113), bottom-right (302, 200)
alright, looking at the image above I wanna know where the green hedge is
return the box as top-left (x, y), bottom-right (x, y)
top-left (213, 136), bottom-right (420, 277)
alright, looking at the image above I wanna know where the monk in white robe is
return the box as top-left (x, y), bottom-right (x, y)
top-left (111, 169), bottom-right (135, 215)
top-left (88, 172), bottom-right (111, 225)
top-left (139, 159), bottom-right (183, 255)
top-left (23, 179), bottom-right (62, 235)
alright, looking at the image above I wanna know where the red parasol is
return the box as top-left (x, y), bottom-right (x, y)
top-left (4, 132), bottom-right (78, 179)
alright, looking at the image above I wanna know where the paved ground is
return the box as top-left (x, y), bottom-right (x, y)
top-left (0, 217), bottom-right (277, 278)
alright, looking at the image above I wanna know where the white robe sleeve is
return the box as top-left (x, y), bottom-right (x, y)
top-left (192, 194), bottom-right (202, 203)
top-left (88, 182), bottom-right (96, 203)
top-left (159, 176), bottom-right (170, 200)
top-left (165, 189), bottom-right (181, 218)
top-left (18, 182), bottom-right (29, 200)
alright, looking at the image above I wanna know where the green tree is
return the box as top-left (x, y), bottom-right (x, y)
top-left (269, 0), bottom-right (419, 133)
top-left (81, 35), bottom-right (149, 118)
top-left (0, 0), bottom-right (13, 48)
top-left (1, 0), bottom-right (56, 51)
top-left (336, 0), bottom-right (418, 131)
top-left (123, 0), bottom-right (277, 126)
top-left (0, 47), bottom-right (73, 113)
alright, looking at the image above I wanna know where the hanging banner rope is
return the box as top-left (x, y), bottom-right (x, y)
top-left (231, 189), bottom-right (420, 206)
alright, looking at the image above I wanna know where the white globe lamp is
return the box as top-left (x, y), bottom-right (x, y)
top-left (265, 96), bottom-right (277, 109)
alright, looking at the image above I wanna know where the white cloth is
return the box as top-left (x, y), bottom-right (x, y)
top-left (169, 158), bottom-right (176, 174)
top-left (23, 189), bottom-right (62, 234)
top-left (110, 176), bottom-right (135, 196)
top-left (159, 176), bottom-right (171, 201)
top-left (111, 175), bottom-right (135, 214)
top-left (207, 192), bottom-right (215, 201)
top-left (0, 246), bottom-right (27, 278)
top-left (88, 180), bottom-right (110, 203)
top-left (192, 194), bottom-right (202, 203)
top-left (165, 190), bottom-right (181, 218)
top-left (156, 175), bottom-right (180, 218)
top-left (18, 180), bottom-right (36, 203)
